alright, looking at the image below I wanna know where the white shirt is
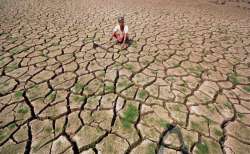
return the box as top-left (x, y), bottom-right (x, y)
top-left (113, 25), bottom-right (128, 34)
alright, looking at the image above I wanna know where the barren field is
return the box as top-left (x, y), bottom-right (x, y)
top-left (0, 0), bottom-right (250, 153)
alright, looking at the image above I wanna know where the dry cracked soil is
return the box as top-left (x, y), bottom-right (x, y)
top-left (0, 0), bottom-right (250, 154)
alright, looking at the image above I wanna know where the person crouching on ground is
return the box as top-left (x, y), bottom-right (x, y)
top-left (110, 16), bottom-right (129, 49)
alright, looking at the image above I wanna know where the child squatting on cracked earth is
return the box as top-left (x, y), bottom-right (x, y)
top-left (110, 16), bottom-right (129, 49)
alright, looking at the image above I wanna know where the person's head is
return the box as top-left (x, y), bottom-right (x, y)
top-left (118, 16), bottom-right (124, 27)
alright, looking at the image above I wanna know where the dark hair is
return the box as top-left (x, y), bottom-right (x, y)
top-left (118, 16), bottom-right (124, 22)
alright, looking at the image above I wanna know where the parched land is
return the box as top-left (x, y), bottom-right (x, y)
top-left (0, 0), bottom-right (250, 153)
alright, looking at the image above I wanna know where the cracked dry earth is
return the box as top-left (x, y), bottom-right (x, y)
top-left (0, 0), bottom-right (250, 154)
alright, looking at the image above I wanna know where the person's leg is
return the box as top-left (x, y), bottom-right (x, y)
top-left (112, 33), bottom-right (123, 43)
top-left (122, 33), bottom-right (129, 48)
top-left (117, 34), bottom-right (124, 43)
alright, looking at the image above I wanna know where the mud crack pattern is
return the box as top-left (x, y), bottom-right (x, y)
top-left (0, 0), bottom-right (250, 154)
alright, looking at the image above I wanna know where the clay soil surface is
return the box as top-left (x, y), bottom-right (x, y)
top-left (0, 0), bottom-right (250, 153)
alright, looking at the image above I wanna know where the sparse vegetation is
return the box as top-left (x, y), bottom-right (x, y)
top-left (73, 83), bottom-right (85, 93)
top-left (159, 119), bottom-right (171, 129)
top-left (180, 87), bottom-right (187, 93)
top-left (73, 95), bottom-right (85, 103)
top-left (122, 104), bottom-right (138, 129)
top-left (214, 128), bottom-right (223, 137)
top-left (228, 73), bottom-right (240, 85)
top-left (8, 123), bottom-right (16, 130)
top-left (138, 89), bottom-right (148, 99)
top-left (15, 91), bottom-right (23, 98)
top-left (172, 105), bottom-right (181, 112)
top-left (237, 112), bottom-right (245, 119)
top-left (191, 121), bottom-right (201, 130)
top-left (17, 106), bottom-right (29, 114)
top-left (6, 63), bottom-right (19, 71)
top-left (207, 105), bottom-right (216, 113)
top-left (48, 91), bottom-right (56, 101)
top-left (44, 127), bottom-right (53, 133)
top-left (28, 85), bottom-right (40, 99)
top-left (196, 142), bottom-right (209, 154)
top-left (146, 143), bottom-right (156, 154)
top-left (224, 101), bottom-right (233, 110)
top-left (104, 84), bottom-right (114, 92)
top-left (243, 86), bottom-right (250, 93)
top-left (124, 64), bottom-right (134, 70)
top-left (10, 48), bottom-right (20, 54)
top-left (117, 80), bottom-right (130, 88)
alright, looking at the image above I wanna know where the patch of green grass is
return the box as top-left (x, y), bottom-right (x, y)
top-left (180, 81), bottom-right (188, 87)
top-left (180, 87), bottom-right (187, 93)
top-left (44, 127), bottom-right (53, 133)
top-left (32, 144), bottom-right (40, 152)
top-left (237, 112), bottom-right (245, 119)
top-left (6, 63), bottom-right (18, 71)
top-left (55, 127), bottom-right (61, 133)
top-left (48, 92), bottom-right (56, 101)
top-left (10, 47), bottom-right (21, 54)
top-left (159, 119), bottom-right (171, 129)
top-left (73, 95), bottom-right (85, 103)
top-left (17, 106), bottom-right (29, 114)
top-left (172, 105), bottom-right (181, 112)
top-left (22, 47), bottom-right (30, 52)
top-left (138, 89), bottom-right (148, 99)
top-left (15, 91), bottom-right (23, 98)
top-left (104, 84), bottom-right (114, 92)
top-left (117, 80), bottom-right (130, 88)
top-left (73, 83), bottom-right (85, 93)
top-left (113, 63), bottom-right (121, 68)
top-left (196, 142), bottom-right (209, 154)
top-left (207, 105), bottom-right (215, 113)
top-left (124, 64), bottom-right (134, 70)
top-left (205, 117), bottom-right (216, 125)
top-left (28, 85), bottom-right (40, 99)
top-left (228, 73), bottom-right (240, 85)
top-left (8, 123), bottom-right (16, 130)
top-left (83, 86), bottom-right (91, 92)
top-left (224, 101), bottom-right (233, 110)
top-left (146, 143), bottom-right (156, 154)
top-left (122, 104), bottom-right (138, 129)
top-left (214, 128), bottom-right (223, 137)
top-left (204, 96), bottom-right (210, 102)
top-left (243, 86), bottom-right (250, 93)
top-left (191, 121), bottom-right (201, 130)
